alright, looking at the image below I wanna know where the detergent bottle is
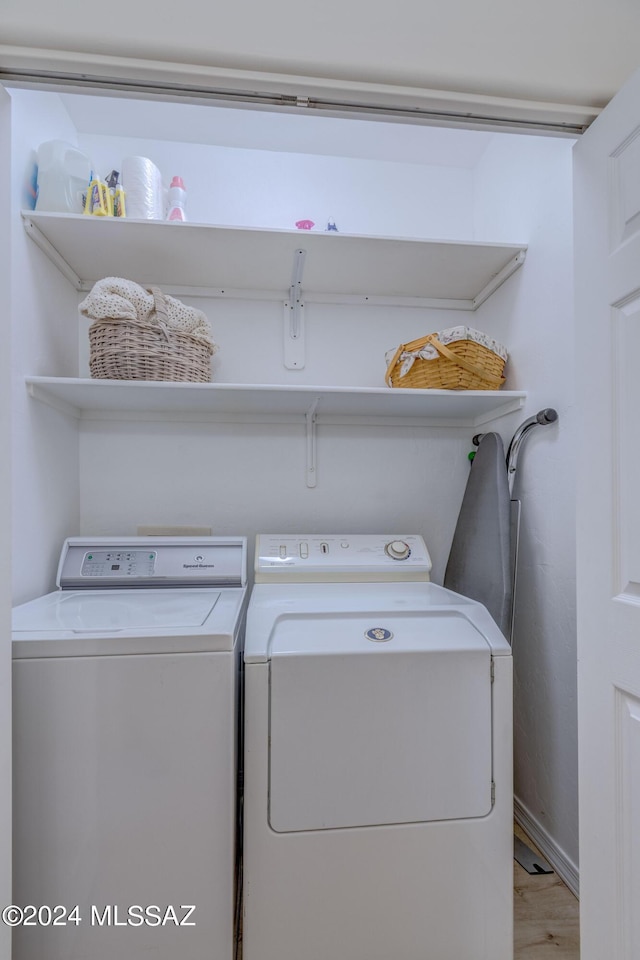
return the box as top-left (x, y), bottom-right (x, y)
top-left (35, 140), bottom-right (92, 214)
top-left (106, 170), bottom-right (127, 217)
top-left (166, 176), bottom-right (187, 222)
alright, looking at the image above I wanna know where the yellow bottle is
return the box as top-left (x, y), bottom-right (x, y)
top-left (83, 173), bottom-right (110, 216)
top-left (106, 170), bottom-right (127, 218)
top-left (114, 183), bottom-right (126, 218)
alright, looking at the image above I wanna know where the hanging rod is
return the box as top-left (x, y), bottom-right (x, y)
top-left (0, 62), bottom-right (594, 136)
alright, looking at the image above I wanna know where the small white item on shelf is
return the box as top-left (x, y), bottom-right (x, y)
top-left (121, 156), bottom-right (163, 219)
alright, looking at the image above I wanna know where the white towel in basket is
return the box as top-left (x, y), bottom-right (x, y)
top-left (79, 277), bottom-right (215, 346)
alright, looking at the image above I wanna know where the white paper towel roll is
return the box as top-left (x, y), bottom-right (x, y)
top-left (121, 156), bottom-right (164, 219)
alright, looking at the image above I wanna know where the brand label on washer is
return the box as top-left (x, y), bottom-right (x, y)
top-left (365, 627), bottom-right (393, 642)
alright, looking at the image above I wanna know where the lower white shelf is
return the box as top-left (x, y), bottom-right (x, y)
top-left (26, 377), bottom-right (526, 427)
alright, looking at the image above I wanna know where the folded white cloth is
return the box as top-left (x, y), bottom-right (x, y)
top-left (79, 277), bottom-right (216, 347)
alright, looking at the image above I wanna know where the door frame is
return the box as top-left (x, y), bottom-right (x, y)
top-left (0, 82), bottom-right (13, 957)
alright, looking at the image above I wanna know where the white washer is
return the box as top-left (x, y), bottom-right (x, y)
top-left (243, 534), bottom-right (513, 960)
top-left (12, 536), bottom-right (248, 960)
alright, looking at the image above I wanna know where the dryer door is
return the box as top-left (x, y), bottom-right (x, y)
top-left (268, 611), bottom-right (493, 832)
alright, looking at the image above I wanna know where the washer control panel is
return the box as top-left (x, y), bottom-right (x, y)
top-left (80, 550), bottom-right (157, 578)
top-left (57, 537), bottom-right (247, 589)
top-left (255, 535), bottom-right (431, 582)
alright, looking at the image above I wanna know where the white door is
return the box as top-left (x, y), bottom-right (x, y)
top-left (575, 66), bottom-right (640, 959)
top-left (0, 82), bottom-right (13, 960)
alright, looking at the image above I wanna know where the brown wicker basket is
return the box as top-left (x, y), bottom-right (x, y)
top-left (89, 287), bottom-right (214, 382)
top-left (385, 333), bottom-right (506, 391)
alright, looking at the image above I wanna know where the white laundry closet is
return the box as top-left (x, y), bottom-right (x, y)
top-left (3, 81), bottom-right (578, 903)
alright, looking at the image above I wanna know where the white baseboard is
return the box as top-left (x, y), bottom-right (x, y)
top-left (514, 796), bottom-right (580, 899)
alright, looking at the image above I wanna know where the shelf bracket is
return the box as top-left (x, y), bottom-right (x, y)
top-left (284, 248), bottom-right (306, 370)
top-left (305, 399), bottom-right (319, 488)
top-left (22, 216), bottom-right (83, 290)
top-left (472, 249), bottom-right (527, 310)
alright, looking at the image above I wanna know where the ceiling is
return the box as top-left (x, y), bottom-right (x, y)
top-left (1, 0), bottom-right (640, 120)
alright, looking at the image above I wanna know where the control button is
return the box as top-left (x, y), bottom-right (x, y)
top-left (340, 541), bottom-right (349, 549)
top-left (279, 545), bottom-right (287, 559)
top-left (299, 542), bottom-right (309, 559)
top-left (320, 542), bottom-right (329, 554)
top-left (385, 540), bottom-right (411, 560)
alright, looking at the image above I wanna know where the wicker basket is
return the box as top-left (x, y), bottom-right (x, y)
top-left (385, 332), bottom-right (506, 391)
top-left (89, 287), bottom-right (214, 382)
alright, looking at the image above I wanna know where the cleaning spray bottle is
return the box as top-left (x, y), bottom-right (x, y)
top-left (106, 170), bottom-right (127, 218)
top-left (167, 176), bottom-right (187, 222)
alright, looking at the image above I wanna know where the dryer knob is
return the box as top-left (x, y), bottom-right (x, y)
top-left (385, 540), bottom-right (411, 560)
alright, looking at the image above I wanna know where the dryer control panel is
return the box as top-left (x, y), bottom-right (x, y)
top-left (255, 534), bottom-right (432, 582)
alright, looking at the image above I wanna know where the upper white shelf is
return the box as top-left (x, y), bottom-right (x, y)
top-left (26, 377), bottom-right (526, 427)
top-left (22, 212), bottom-right (527, 309)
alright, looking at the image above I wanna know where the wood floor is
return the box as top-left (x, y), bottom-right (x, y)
top-left (514, 826), bottom-right (580, 959)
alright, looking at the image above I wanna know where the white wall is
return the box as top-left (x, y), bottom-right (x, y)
top-left (69, 91), bottom-right (481, 580)
top-left (10, 88), bottom-right (82, 603)
top-left (473, 134), bottom-right (578, 884)
top-left (68, 100), bottom-right (483, 581)
top-left (78, 133), bottom-right (474, 239)
top-left (79, 420), bottom-right (472, 585)
top-left (77, 303), bottom-right (479, 586)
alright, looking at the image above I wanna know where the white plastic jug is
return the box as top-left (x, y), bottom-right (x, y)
top-left (35, 141), bottom-right (92, 214)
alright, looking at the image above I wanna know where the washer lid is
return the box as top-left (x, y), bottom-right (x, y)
top-left (269, 610), bottom-right (490, 658)
top-left (12, 590), bottom-right (221, 633)
top-left (11, 587), bottom-right (248, 658)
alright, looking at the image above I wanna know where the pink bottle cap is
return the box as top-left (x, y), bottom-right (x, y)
top-left (170, 176), bottom-right (185, 189)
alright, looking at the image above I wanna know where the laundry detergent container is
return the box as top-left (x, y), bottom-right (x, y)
top-left (35, 140), bottom-right (92, 214)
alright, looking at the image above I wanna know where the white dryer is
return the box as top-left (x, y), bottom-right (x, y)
top-left (243, 534), bottom-right (513, 960)
top-left (12, 536), bottom-right (248, 960)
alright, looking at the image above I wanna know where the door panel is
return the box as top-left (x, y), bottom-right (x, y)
top-left (609, 125), bottom-right (640, 248)
top-left (613, 293), bottom-right (640, 598)
top-left (574, 64), bottom-right (640, 960)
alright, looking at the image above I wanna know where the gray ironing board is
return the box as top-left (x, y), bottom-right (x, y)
top-left (444, 432), bottom-right (512, 638)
